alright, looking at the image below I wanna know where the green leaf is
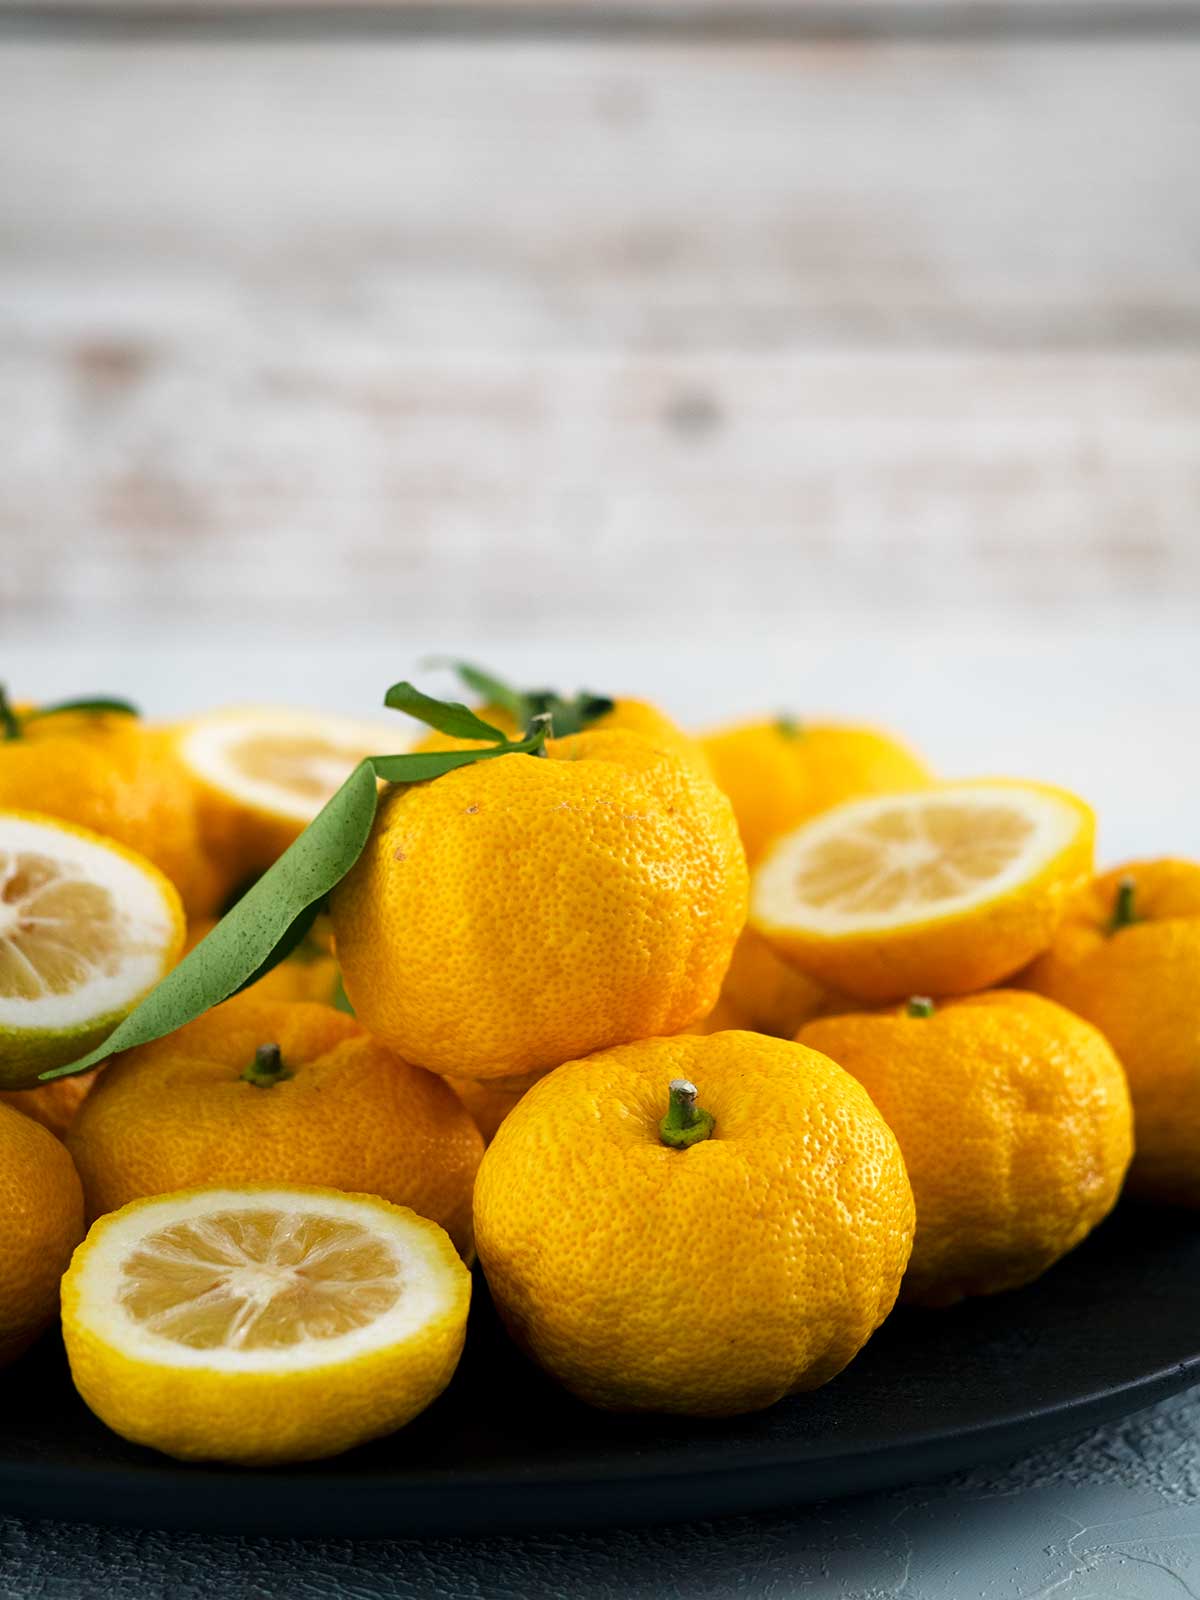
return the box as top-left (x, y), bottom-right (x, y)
top-left (534, 691), bottom-right (615, 738)
top-left (0, 686), bottom-right (19, 742)
top-left (424, 661), bottom-right (615, 739)
top-left (384, 681), bottom-right (508, 743)
top-left (423, 658), bottom-right (530, 728)
top-left (23, 696), bottom-right (140, 725)
top-left (40, 726), bottom-right (549, 1081)
top-left (232, 899), bottom-right (323, 994)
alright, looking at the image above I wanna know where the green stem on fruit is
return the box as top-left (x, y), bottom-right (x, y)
top-left (241, 1042), bottom-right (292, 1088)
top-left (775, 715), bottom-right (803, 739)
top-left (1108, 875), bottom-right (1139, 934)
top-left (659, 1078), bottom-right (716, 1149)
top-left (526, 711), bottom-right (554, 753)
top-left (906, 996), bottom-right (935, 1018)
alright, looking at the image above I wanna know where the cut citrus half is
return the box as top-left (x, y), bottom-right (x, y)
top-left (751, 781), bottom-right (1094, 1001)
top-left (61, 1185), bottom-right (471, 1465)
top-left (0, 811), bottom-right (185, 1089)
top-left (176, 706), bottom-right (401, 880)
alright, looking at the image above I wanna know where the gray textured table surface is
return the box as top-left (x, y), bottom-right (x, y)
top-left (6, 1389), bottom-right (1200, 1599)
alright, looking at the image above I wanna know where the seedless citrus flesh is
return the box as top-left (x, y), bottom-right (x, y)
top-left (176, 706), bottom-right (402, 880)
top-left (751, 782), bottom-right (1094, 1001)
top-left (61, 1185), bottom-right (472, 1465)
top-left (0, 812), bottom-right (185, 1088)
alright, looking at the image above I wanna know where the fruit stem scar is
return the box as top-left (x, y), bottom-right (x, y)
top-left (659, 1078), bottom-right (716, 1149)
top-left (241, 1042), bottom-right (292, 1088)
top-left (1108, 875), bottom-right (1139, 934)
top-left (775, 715), bottom-right (802, 740)
top-left (906, 996), bottom-right (935, 1018)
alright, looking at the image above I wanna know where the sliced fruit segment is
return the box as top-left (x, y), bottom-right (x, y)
top-left (0, 812), bottom-right (185, 1088)
top-left (61, 1185), bottom-right (471, 1465)
top-left (176, 706), bottom-right (401, 880)
top-left (752, 782), bottom-right (1094, 1001)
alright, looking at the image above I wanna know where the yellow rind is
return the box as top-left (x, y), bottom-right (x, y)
top-left (61, 1185), bottom-right (472, 1466)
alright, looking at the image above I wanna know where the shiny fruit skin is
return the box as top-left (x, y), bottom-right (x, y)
top-left (0, 1101), bottom-right (85, 1366)
top-left (332, 729), bottom-right (747, 1081)
top-left (474, 1031), bottom-right (914, 1415)
top-left (799, 990), bottom-right (1133, 1306)
top-left (702, 719), bottom-right (931, 866)
top-left (66, 996), bottom-right (483, 1258)
top-left (1023, 860), bottom-right (1200, 1205)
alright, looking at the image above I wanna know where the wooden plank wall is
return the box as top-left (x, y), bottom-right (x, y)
top-left (1, 20), bottom-right (1198, 645)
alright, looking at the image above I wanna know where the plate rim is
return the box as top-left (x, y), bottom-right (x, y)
top-left (4, 1351), bottom-right (1198, 1536)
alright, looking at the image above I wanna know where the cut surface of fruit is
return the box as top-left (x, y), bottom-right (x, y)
top-left (752, 782), bottom-right (1094, 1001)
top-left (62, 1186), bottom-right (471, 1463)
top-left (179, 707), bottom-right (399, 827)
top-left (0, 812), bottom-right (185, 1086)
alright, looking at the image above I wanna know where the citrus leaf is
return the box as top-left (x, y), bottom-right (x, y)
top-left (232, 899), bottom-right (323, 994)
top-left (40, 759), bottom-right (381, 1079)
top-left (423, 661), bottom-right (618, 740)
top-left (422, 658), bottom-right (530, 728)
top-left (533, 691), bottom-right (615, 738)
top-left (384, 681), bottom-right (508, 743)
top-left (23, 696), bottom-right (140, 724)
top-left (0, 686), bottom-right (19, 742)
top-left (40, 726), bottom-right (548, 1081)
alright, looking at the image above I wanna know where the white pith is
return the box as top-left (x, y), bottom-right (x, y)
top-left (179, 707), bottom-right (404, 824)
top-left (0, 814), bottom-right (176, 1028)
top-left (752, 784), bottom-right (1082, 936)
top-left (72, 1189), bottom-right (458, 1373)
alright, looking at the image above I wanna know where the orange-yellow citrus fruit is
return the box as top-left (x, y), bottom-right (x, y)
top-left (66, 996), bottom-right (483, 1258)
top-left (332, 729), bottom-right (747, 1081)
top-left (716, 927), bottom-right (827, 1037)
top-left (0, 709), bottom-right (222, 916)
top-left (0, 1071), bottom-right (98, 1139)
top-left (1024, 860), bottom-right (1200, 1206)
top-left (702, 718), bottom-right (931, 866)
top-left (61, 1185), bottom-right (471, 1464)
top-left (0, 810), bottom-right (186, 1088)
top-left (752, 781), bottom-right (1094, 1001)
top-left (443, 1074), bottom-right (532, 1143)
top-left (474, 1030), bottom-right (914, 1414)
top-left (0, 1099), bottom-right (85, 1365)
top-left (799, 991), bottom-right (1133, 1306)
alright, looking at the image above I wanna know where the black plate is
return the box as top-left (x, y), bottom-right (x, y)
top-left (2, 1203), bottom-right (1197, 1538)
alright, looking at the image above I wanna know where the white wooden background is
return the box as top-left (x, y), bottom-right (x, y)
top-left (1, 12), bottom-right (1199, 857)
top-left (3, 19), bottom-right (1200, 1594)
top-left (2, 25), bottom-right (1199, 635)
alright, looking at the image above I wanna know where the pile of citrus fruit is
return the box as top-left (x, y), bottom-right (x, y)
top-left (0, 667), bottom-right (1189, 1465)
